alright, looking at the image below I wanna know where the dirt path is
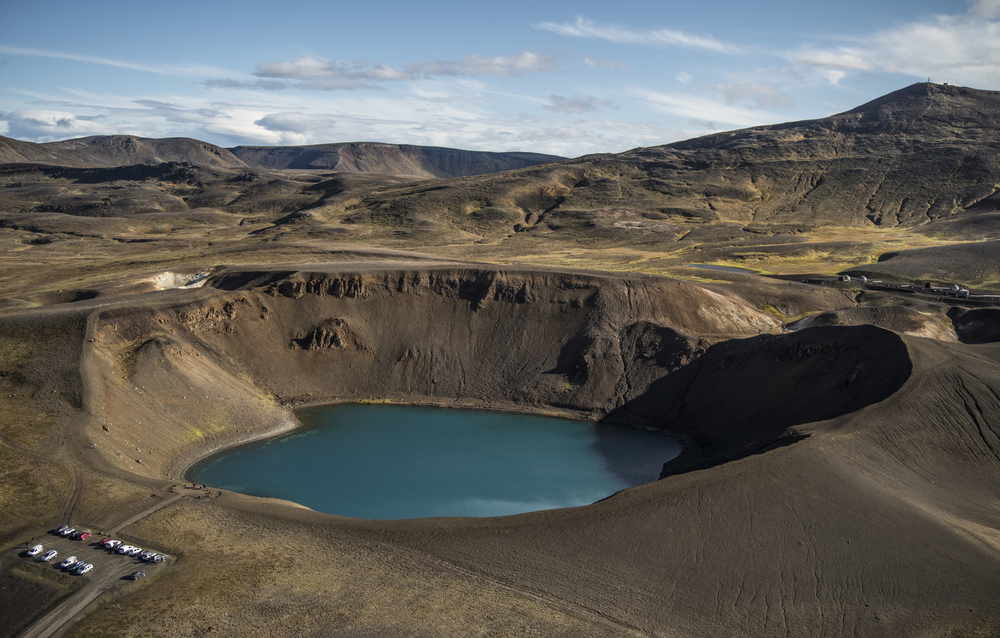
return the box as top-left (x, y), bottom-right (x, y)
top-left (108, 492), bottom-right (183, 535)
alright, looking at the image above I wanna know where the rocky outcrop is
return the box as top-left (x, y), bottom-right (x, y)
top-left (290, 318), bottom-right (367, 351)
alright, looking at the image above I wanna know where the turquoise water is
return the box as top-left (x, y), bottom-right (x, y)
top-left (189, 404), bottom-right (680, 519)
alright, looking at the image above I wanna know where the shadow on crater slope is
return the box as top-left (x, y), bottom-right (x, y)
top-left (603, 324), bottom-right (912, 475)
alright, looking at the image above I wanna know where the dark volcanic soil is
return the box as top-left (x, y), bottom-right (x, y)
top-left (0, 262), bottom-right (997, 638)
top-left (2, 82), bottom-right (1000, 638)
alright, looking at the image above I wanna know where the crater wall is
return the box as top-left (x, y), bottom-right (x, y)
top-left (85, 266), bottom-right (782, 478)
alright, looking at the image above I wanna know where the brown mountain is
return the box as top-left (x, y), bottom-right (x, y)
top-left (0, 134), bottom-right (246, 169)
top-left (338, 83), bottom-right (1000, 241)
top-left (229, 142), bottom-right (564, 178)
top-left (2, 83), bottom-right (999, 287)
top-left (0, 134), bottom-right (563, 178)
top-left (3, 84), bottom-right (1000, 638)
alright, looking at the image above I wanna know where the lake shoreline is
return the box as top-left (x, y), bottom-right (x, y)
top-left (188, 403), bottom-right (681, 519)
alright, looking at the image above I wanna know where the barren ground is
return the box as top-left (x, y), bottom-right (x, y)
top-left (0, 248), bottom-right (998, 638)
top-left (2, 82), bottom-right (1000, 637)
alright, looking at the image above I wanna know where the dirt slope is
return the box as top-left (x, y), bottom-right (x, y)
top-left (377, 330), bottom-right (1000, 636)
top-left (0, 263), bottom-right (994, 637)
top-left (74, 266), bottom-right (779, 480)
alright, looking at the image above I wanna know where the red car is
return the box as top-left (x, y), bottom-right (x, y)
top-left (73, 530), bottom-right (92, 541)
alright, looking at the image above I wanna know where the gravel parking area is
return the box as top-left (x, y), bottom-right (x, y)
top-left (7, 528), bottom-right (170, 638)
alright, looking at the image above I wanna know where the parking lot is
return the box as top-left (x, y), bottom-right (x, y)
top-left (9, 528), bottom-right (171, 638)
top-left (26, 529), bottom-right (165, 574)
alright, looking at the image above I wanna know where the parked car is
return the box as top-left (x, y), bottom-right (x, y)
top-left (56, 525), bottom-right (71, 535)
top-left (72, 530), bottom-right (92, 541)
top-left (26, 544), bottom-right (43, 557)
top-left (59, 556), bottom-right (78, 569)
top-left (38, 550), bottom-right (58, 562)
top-left (104, 539), bottom-right (121, 550)
top-left (59, 527), bottom-right (75, 537)
top-left (130, 570), bottom-right (146, 580)
top-left (74, 563), bottom-right (93, 575)
top-left (117, 544), bottom-right (134, 554)
top-left (140, 550), bottom-right (155, 561)
top-left (127, 546), bottom-right (143, 556)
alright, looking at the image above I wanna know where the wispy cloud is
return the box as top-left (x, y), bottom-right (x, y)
top-left (583, 56), bottom-right (627, 70)
top-left (0, 45), bottom-right (236, 78)
top-left (707, 78), bottom-right (795, 109)
top-left (203, 78), bottom-right (292, 91)
top-left (634, 89), bottom-right (783, 128)
top-left (787, 2), bottom-right (1000, 88)
top-left (241, 52), bottom-right (560, 91)
top-left (543, 95), bottom-right (615, 114)
top-left (0, 45), bottom-right (168, 75)
top-left (534, 16), bottom-right (739, 54)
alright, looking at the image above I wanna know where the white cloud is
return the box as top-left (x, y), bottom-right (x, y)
top-left (971, 0), bottom-right (1000, 18)
top-left (787, 3), bottom-right (1000, 88)
top-left (543, 95), bottom-right (615, 114)
top-left (534, 16), bottom-right (739, 54)
top-left (421, 52), bottom-right (557, 77)
top-left (203, 78), bottom-right (291, 91)
top-left (248, 52), bottom-right (559, 91)
top-left (1, 109), bottom-right (117, 140)
top-left (791, 49), bottom-right (875, 72)
top-left (254, 112), bottom-right (329, 134)
top-left (583, 56), bottom-right (627, 70)
top-left (633, 89), bottom-right (783, 128)
top-left (707, 79), bottom-right (795, 109)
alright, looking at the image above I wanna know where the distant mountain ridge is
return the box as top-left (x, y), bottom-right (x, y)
top-left (0, 135), bottom-right (245, 170)
top-left (228, 142), bottom-right (563, 178)
top-left (2, 83), bottom-right (998, 244)
top-left (0, 135), bottom-right (565, 178)
top-left (335, 82), bottom-right (1000, 240)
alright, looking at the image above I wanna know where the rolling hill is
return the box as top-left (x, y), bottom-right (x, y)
top-left (2, 83), bottom-right (1000, 638)
top-left (0, 135), bottom-right (564, 178)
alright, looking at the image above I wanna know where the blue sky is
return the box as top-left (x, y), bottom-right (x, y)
top-left (1, 0), bottom-right (996, 157)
